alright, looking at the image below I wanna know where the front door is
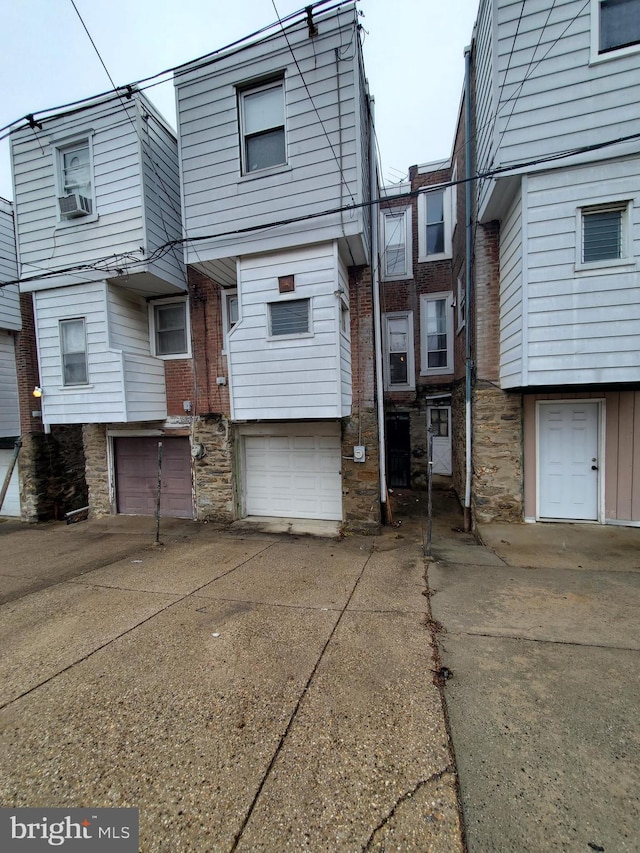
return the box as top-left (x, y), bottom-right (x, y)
top-left (538, 402), bottom-right (600, 521)
top-left (427, 406), bottom-right (452, 476)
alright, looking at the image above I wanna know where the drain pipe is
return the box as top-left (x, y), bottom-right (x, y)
top-left (369, 96), bottom-right (387, 522)
top-left (463, 44), bottom-right (473, 532)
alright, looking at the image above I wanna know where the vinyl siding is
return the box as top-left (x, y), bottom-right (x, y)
top-left (35, 281), bottom-right (166, 424)
top-left (483, 0), bottom-right (640, 175)
top-left (474, 0), bottom-right (497, 216)
top-left (229, 243), bottom-right (347, 420)
top-left (107, 285), bottom-right (150, 354)
top-left (176, 4), bottom-right (369, 266)
top-left (0, 201), bottom-right (20, 331)
top-left (338, 256), bottom-right (352, 415)
top-left (521, 158), bottom-right (640, 386)
top-left (499, 186), bottom-right (523, 386)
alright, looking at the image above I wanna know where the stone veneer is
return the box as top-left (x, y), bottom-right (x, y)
top-left (342, 408), bottom-right (381, 534)
top-left (83, 423), bottom-right (111, 518)
top-left (19, 426), bottom-right (87, 522)
top-left (192, 414), bottom-right (234, 522)
top-left (471, 384), bottom-right (523, 523)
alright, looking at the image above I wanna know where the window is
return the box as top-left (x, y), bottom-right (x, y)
top-left (151, 299), bottom-right (190, 357)
top-left (222, 289), bottom-right (239, 351)
top-left (384, 312), bottom-right (415, 390)
top-left (579, 201), bottom-right (631, 267)
top-left (239, 79), bottom-right (286, 174)
top-left (417, 187), bottom-right (453, 261)
top-left (381, 207), bottom-right (412, 280)
top-left (56, 138), bottom-right (94, 219)
top-left (60, 318), bottom-right (88, 385)
top-left (598, 0), bottom-right (640, 53)
top-left (269, 298), bottom-right (310, 337)
top-left (420, 293), bottom-right (454, 375)
top-left (456, 276), bottom-right (466, 332)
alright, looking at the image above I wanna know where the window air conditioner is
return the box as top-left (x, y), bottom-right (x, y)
top-left (58, 193), bottom-right (91, 217)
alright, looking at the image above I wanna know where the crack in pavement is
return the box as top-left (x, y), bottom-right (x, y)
top-left (458, 630), bottom-right (640, 651)
top-left (361, 765), bottom-right (456, 851)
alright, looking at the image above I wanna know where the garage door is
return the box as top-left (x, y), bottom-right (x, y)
top-left (0, 449), bottom-right (20, 517)
top-left (243, 423), bottom-right (342, 521)
top-left (114, 437), bottom-right (193, 518)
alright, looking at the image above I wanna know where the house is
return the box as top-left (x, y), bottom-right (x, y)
top-left (0, 198), bottom-right (21, 516)
top-left (456, 0), bottom-right (640, 526)
top-left (174, 1), bottom-right (380, 531)
top-left (10, 89), bottom-right (189, 519)
top-left (380, 159), bottom-right (464, 490)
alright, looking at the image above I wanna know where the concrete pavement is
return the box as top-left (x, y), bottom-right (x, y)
top-left (427, 491), bottom-right (640, 853)
top-left (0, 513), bottom-right (463, 851)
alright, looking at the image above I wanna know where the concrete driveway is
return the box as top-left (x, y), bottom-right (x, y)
top-left (428, 494), bottom-right (640, 853)
top-left (0, 514), bottom-right (463, 851)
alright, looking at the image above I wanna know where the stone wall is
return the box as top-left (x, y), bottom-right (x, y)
top-left (83, 424), bottom-right (111, 518)
top-left (342, 409), bottom-right (380, 534)
top-left (472, 384), bottom-right (523, 523)
top-left (192, 414), bottom-right (235, 522)
top-left (19, 426), bottom-right (87, 522)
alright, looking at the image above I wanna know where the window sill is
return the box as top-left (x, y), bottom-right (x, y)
top-left (574, 258), bottom-right (636, 274)
top-left (153, 352), bottom-right (192, 360)
top-left (382, 274), bottom-right (414, 283)
top-left (266, 332), bottom-right (314, 342)
top-left (58, 384), bottom-right (95, 391)
top-left (418, 251), bottom-right (452, 263)
top-left (420, 368), bottom-right (453, 377)
top-left (385, 384), bottom-right (416, 393)
top-left (238, 164), bottom-right (292, 183)
top-left (590, 42), bottom-right (640, 65)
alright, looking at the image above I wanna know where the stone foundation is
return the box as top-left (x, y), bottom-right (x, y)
top-left (342, 408), bottom-right (381, 534)
top-left (19, 426), bottom-right (87, 522)
top-left (472, 385), bottom-right (523, 523)
top-left (193, 414), bottom-right (235, 522)
top-left (83, 424), bottom-right (111, 518)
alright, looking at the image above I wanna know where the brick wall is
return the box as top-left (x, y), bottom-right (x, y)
top-left (188, 268), bottom-right (231, 417)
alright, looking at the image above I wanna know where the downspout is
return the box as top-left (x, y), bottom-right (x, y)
top-left (464, 44), bottom-right (473, 532)
top-left (369, 96), bottom-right (387, 521)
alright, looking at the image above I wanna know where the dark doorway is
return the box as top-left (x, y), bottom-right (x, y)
top-left (386, 413), bottom-right (411, 488)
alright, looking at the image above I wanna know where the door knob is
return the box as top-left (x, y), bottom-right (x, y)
top-left (591, 465), bottom-right (598, 470)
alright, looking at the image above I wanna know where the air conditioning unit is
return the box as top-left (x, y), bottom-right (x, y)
top-left (58, 193), bottom-right (91, 217)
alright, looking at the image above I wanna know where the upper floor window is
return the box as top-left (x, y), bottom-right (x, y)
top-left (578, 201), bottom-right (632, 268)
top-left (418, 187), bottom-right (453, 262)
top-left (420, 292), bottom-right (454, 376)
top-left (221, 289), bottom-right (239, 353)
top-left (150, 299), bottom-right (190, 358)
top-left (456, 276), bottom-right (466, 333)
top-left (239, 78), bottom-right (286, 174)
top-left (383, 312), bottom-right (415, 390)
top-left (381, 207), bottom-right (412, 280)
top-left (56, 139), bottom-right (94, 219)
top-left (60, 318), bottom-right (88, 385)
top-left (598, 0), bottom-right (640, 53)
top-left (269, 298), bottom-right (310, 337)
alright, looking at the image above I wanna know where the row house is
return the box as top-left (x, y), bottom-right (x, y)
top-left (8, 2), bottom-right (381, 531)
top-left (380, 159), bottom-right (464, 490)
top-left (456, 0), bottom-right (640, 526)
top-left (0, 199), bottom-right (21, 516)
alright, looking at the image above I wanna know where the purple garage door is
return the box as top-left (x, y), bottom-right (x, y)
top-left (115, 437), bottom-right (193, 518)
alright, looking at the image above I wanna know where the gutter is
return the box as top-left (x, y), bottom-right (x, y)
top-left (464, 44), bottom-right (473, 531)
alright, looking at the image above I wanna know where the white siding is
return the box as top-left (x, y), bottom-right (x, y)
top-left (474, 0), bottom-right (497, 216)
top-left (0, 331), bottom-right (19, 436)
top-left (0, 200), bottom-right (20, 331)
top-left (35, 281), bottom-right (166, 424)
top-left (176, 4), bottom-right (370, 267)
top-left (229, 243), bottom-right (347, 420)
top-left (481, 0), bottom-right (640, 180)
top-left (107, 285), bottom-right (150, 354)
top-left (338, 256), bottom-right (352, 415)
top-left (519, 158), bottom-right (640, 386)
top-left (139, 105), bottom-right (186, 291)
top-left (0, 449), bottom-right (20, 517)
top-left (499, 186), bottom-right (523, 386)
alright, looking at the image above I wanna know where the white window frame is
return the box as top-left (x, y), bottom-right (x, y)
top-left (221, 288), bottom-right (239, 354)
top-left (590, 0), bottom-right (640, 62)
top-left (149, 297), bottom-right (191, 359)
top-left (267, 296), bottom-right (312, 340)
top-left (456, 276), bottom-right (466, 333)
top-left (420, 292), bottom-right (454, 376)
top-left (60, 317), bottom-right (89, 386)
top-left (53, 134), bottom-right (97, 226)
top-left (383, 311), bottom-right (415, 391)
top-left (575, 198), bottom-right (635, 272)
top-left (238, 77), bottom-right (287, 176)
top-left (381, 206), bottom-right (412, 281)
top-left (417, 186), bottom-right (453, 262)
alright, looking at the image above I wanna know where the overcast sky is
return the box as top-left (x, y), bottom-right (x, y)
top-left (0, 0), bottom-right (479, 201)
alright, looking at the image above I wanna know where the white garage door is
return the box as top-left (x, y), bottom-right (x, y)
top-left (243, 423), bottom-right (342, 521)
top-left (0, 450), bottom-right (20, 517)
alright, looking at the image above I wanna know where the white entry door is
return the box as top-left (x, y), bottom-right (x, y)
top-left (427, 406), bottom-right (452, 476)
top-left (538, 402), bottom-right (600, 521)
